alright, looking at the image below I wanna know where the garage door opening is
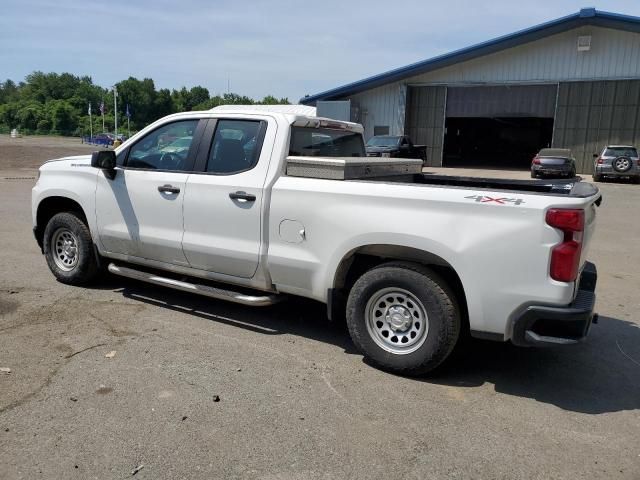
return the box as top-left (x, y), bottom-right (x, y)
top-left (443, 117), bottom-right (554, 169)
top-left (440, 85), bottom-right (557, 169)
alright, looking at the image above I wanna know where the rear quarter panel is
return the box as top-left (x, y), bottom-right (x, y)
top-left (268, 177), bottom-right (597, 338)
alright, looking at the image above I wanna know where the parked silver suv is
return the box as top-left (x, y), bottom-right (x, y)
top-left (593, 145), bottom-right (640, 183)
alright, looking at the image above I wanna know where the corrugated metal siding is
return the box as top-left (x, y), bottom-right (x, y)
top-left (410, 26), bottom-right (640, 84)
top-left (405, 86), bottom-right (447, 166)
top-left (316, 101), bottom-right (351, 121)
top-left (446, 85), bottom-right (557, 117)
top-left (349, 84), bottom-right (406, 140)
top-left (553, 79), bottom-right (640, 173)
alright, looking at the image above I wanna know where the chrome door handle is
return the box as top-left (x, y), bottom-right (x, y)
top-left (158, 184), bottom-right (180, 194)
top-left (229, 191), bottom-right (256, 202)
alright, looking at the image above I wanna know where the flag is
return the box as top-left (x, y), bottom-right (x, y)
top-left (88, 102), bottom-right (92, 115)
top-left (99, 101), bottom-right (105, 115)
top-left (125, 104), bottom-right (131, 119)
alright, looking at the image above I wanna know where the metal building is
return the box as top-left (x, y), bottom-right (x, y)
top-left (300, 8), bottom-right (640, 173)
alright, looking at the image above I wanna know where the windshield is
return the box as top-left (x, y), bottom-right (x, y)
top-left (604, 147), bottom-right (638, 157)
top-left (289, 127), bottom-right (365, 157)
top-left (366, 136), bottom-right (400, 147)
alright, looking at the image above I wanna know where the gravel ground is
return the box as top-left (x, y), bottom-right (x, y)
top-left (0, 135), bottom-right (639, 479)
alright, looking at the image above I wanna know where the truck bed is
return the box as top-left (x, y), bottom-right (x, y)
top-left (390, 173), bottom-right (600, 199)
top-left (285, 156), bottom-right (600, 199)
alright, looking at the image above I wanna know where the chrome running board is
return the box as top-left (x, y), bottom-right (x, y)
top-left (108, 263), bottom-right (282, 307)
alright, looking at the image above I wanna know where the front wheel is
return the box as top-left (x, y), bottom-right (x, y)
top-left (346, 263), bottom-right (460, 376)
top-left (43, 212), bottom-right (100, 285)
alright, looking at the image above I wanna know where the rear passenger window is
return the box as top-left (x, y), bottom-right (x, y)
top-left (206, 120), bottom-right (262, 174)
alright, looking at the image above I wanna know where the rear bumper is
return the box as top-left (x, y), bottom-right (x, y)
top-left (595, 164), bottom-right (640, 177)
top-left (511, 262), bottom-right (597, 347)
top-left (532, 165), bottom-right (572, 175)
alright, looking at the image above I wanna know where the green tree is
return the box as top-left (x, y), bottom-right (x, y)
top-left (0, 70), bottom-right (293, 136)
top-left (17, 101), bottom-right (43, 130)
top-left (46, 100), bottom-right (76, 133)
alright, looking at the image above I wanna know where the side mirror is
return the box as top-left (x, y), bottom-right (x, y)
top-left (91, 150), bottom-right (117, 179)
top-left (592, 153), bottom-right (598, 158)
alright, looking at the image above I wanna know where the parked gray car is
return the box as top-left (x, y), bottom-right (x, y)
top-left (531, 148), bottom-right (576, 178)
top-left (593, 145), bottom-right (640, 183)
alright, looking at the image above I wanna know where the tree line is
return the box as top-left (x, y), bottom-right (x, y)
top-left (0, 71), bottom-right (290, 136)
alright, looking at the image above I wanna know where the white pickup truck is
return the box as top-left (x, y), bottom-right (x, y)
top-left (32, 106), bottom-right (602, 375)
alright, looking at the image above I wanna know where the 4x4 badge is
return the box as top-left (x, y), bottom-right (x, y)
top-left (465, 195), bottom-right (525, 205)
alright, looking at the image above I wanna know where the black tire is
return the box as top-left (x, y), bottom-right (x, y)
top-left (530, 171), bottom-right (537, 179)
top-left (346, 262), bottom-right (460, 376)
top-left (593, 173), bottom-right (602, 182)
top-left (43, 212), bottom-right (100, 285)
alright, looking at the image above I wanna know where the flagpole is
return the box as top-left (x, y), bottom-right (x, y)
top-left (88, 103), bottom-right (93, 143)
top-left (113, 86), bottom-right (118, 140)
top-left (101, 97), bottom-right (105, 133)
top-left (126, 103), bottom-right (131, 138)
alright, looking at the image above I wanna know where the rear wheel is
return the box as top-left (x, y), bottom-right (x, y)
top-left (530, 171), bottom-right (537, 179)
top-left (346, 263), bottom-right (460, 376)
top-left (43, 212), bottom-right (100, 285)
top-left (593, 173), bottom-right (602, 182)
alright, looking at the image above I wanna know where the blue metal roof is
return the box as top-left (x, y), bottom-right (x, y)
top-left (300, 8), bottom-right (640, 105)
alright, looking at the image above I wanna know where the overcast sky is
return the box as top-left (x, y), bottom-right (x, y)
top-left (2, 0), bottom-right (639, 102)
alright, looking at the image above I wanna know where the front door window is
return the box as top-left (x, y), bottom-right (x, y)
top-left (127, 120), bottom-right (199, 171)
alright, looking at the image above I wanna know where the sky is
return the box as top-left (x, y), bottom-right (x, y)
top-left (2, 0), bottom-right (639, 102)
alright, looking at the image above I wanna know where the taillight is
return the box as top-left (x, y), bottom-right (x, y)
top-left (597, 157), bottom-right (604, 164)
top-left (532, 156), bottom-right (540, 165)
top-left (546, 208), bottom-right (585, 282)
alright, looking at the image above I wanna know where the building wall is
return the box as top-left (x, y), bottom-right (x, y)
top-left (553, 79), bottom-right (640, 172)
top-left (410, 26), bottom-right (640, 84)
top-left (349, 83), bottom-right (406, 140)
top-left (344, 26), bottom-right (640, 139)
top-left (405, 86), bottom-right (446, 166)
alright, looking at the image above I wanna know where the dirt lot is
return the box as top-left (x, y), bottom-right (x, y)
top-left (0, 135), bottom-right (96, 174)
top-left (1, 135), bottom-right (639, 479)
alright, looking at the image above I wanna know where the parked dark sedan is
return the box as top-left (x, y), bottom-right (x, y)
top-left (531, 148), bottom-right (576, 178)
top-left (365, 135), bottom-right (427, 165)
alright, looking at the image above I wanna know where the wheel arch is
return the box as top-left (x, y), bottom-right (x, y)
top-left (35, 196), bottom-right (89, 250)
top-left (328, 244), bottom-right (469, 331)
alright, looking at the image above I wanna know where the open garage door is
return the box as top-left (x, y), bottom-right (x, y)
top-left (443, 85), bottom-right (557, 169)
